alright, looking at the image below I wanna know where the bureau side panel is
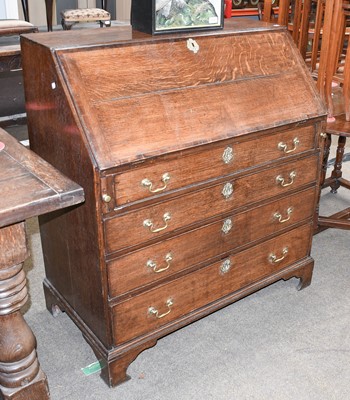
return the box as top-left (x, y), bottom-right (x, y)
top-left (21, 38), bottom-right (110, 346)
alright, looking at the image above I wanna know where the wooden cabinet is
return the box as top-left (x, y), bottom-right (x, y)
top-left (21, 18), bottom-right (326, 388)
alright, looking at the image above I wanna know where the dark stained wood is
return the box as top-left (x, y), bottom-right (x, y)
top-left (105, 155), bottom-right (319, 254)
top-left (20, 19), bottom-right (326, 388)
top-left (0, 47), bottom-right (21, 73)
top-left (113, 224), bottom-right (313, 344)
top-left (113, 125), bottom-right (316, 206)
top-left (107, 187), bottom-right (316, 298)
top-left (0, 129), bottom-right (84, 228)
top-left (53, 29), bottom-right (324, 170)
top-left (0, 128), bottom-right (84, 400)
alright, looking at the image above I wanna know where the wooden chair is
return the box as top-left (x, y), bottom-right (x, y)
top-left (257, 0), bottom-right (276, 23)
top-left (316, 0), bottom-right (350, 231)
top-left (60, 0), bottom-right (111, 30)
top-left (309, 0), bottom-right (325, 74)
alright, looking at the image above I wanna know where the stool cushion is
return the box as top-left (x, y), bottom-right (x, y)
top-left (61, 8), bottom-right (111, 22)
top-left (0, 19), bottom-right (35, 29)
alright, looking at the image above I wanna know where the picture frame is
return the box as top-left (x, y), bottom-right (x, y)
top-left (131, 0), bottom-right (224, 35)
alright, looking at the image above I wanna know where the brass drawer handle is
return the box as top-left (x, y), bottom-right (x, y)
top-left (276, 171), bottom-right (296, 187)
top-left (141, 173), bottom-right (170, 193)
top-left (147, 253), bottom-right (173, 273)
top-left (269, 247), bottom-right (288, 264)
top-left (148, 299), bottom-right (173, 319)
top-left (143, 212), bottom-right (171, 233)
top-left (278, 137), bottom-right (300, 154)
top-left (273, 207), bottom-right (293, 223)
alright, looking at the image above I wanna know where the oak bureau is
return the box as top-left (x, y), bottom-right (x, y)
top-left (21, 18), bottom-right (326, 387)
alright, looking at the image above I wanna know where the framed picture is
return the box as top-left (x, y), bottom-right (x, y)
top-left (131, 0), bottom-right (224, 35)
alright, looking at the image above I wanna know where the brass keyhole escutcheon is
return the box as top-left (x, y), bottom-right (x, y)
top-left (187, 38), bottom-right (199, 54)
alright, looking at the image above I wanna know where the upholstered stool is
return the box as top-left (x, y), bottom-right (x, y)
top-left (60, 8), bottom-right (111, 30)
top-left (0, 19), bottom-right (37, 36)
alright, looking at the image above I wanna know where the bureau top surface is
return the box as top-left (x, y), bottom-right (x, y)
top-left (0, 128), bottom-right (84, 228)
top-left (22, 19), bottom-right (326, 170)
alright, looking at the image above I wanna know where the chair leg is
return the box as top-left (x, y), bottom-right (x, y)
top-left (329, 135), bottom-right (346, 193)
top-left (321, 133), bottom-right (332, 187)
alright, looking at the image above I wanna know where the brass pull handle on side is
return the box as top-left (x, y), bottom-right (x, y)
top-left (273, 207), bottom-right (293, 223)
top-left (142, 173), bottom-right (170, 193)
top-left (147, 253), bottom-right (173, 273)
top-left (278, 137), bottom-right (300, 154)
top-left (143, 212), bottom-right (171, 233)
top-left (148, 299), bottom-right (173, 319)
top-left (276, 171), bottom-right (296, 187)
top-left (269, 247), bottom-right (289, 264)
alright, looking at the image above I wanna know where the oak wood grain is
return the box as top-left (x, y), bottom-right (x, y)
top-left (20, 18), bottom-right (326, 388)
top-left (104, 155), bottom-right (318, 253)
top-left (107, 187), bottom-right (316, 298)
top-left (113, 224), bottom-right (313, 344)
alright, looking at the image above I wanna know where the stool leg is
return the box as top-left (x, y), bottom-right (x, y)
top-left (100, 20), bottom-right (111, 27)
top-left (61, 20), bottom-right (75, 30)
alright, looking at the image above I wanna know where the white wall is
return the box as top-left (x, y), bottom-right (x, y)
top-left (116, 0), bottom-right (130, 21)
top-left (0, 0), bottom-right (6, 19)
top-left (0, 0), bottom-right (19, 19)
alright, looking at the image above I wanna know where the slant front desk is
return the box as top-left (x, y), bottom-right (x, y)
top-left (21, 19), bottom-right (326, 387)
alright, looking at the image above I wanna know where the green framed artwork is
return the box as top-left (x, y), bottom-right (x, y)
top-left (131, 0), bottom-right (224, 34)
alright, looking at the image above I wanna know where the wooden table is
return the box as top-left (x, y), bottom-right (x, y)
top-left (0, 128), bottom-right (84, 399)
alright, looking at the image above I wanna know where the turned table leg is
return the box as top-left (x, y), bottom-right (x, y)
top-left (0, 223), bottom-right (49, 400)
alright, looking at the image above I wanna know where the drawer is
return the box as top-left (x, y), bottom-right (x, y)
top-left (112, 224), bottom-right (313, 345)
top-left (104, 154), bottom-right (318, 253)
top-left (113, 125), bottom-right (316, 206)
top-left (107, 187), bottom-right (316, 297)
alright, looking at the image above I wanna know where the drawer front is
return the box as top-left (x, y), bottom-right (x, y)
top-left (113, 125), bottom-right (316, 206)
top-left (112, 224), bottom-right (313, 344)
top-left (104, 154), bottom-right (318, 253)
top-left (107, 187), bottom-right (316, 297)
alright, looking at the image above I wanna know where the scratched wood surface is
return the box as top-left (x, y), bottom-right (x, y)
top-left (0, 128), bottom-right (84, 228)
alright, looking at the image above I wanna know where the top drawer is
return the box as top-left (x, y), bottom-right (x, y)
top-left (111, 125), bottom-right (316, 207)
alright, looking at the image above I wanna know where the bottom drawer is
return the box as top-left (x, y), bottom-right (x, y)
top-left (112, 224), bottom-right (313, 344)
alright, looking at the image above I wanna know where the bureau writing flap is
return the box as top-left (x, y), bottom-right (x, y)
top-left (24, 19), bottom-right (326, 170)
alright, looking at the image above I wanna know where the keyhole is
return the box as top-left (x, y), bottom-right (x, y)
top-left (187, 38), bottom-right (199, 54)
